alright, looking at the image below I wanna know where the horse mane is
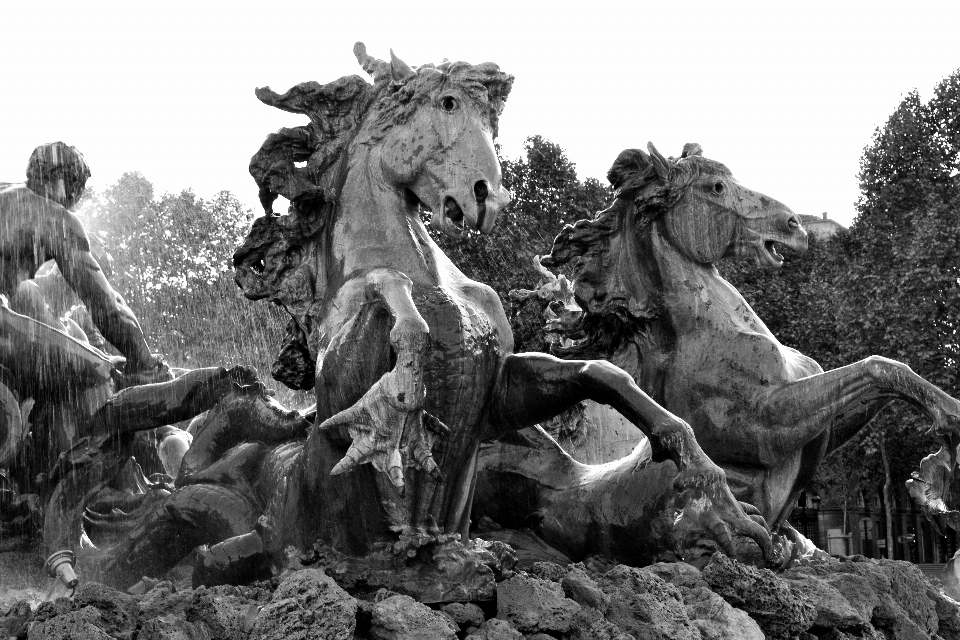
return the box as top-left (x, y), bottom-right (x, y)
top-left (247, 43), bottom-right (513, 239)
top-left (541, 143), bottom-right (718, 357)
top-left (235, 44), bottom-right (513, 389)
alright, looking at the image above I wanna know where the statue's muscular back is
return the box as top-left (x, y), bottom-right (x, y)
top-left (0, 183), bottom-right (89, 299)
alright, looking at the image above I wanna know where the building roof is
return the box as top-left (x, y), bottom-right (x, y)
top-left (799, 213), bottom-right (847, 240)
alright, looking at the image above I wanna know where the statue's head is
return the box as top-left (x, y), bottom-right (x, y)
top-left (249, 44), bottom-right (514, 240)
top-left (26, 142), bottom-right (91, 210)
top-left (356, 45), bottom-right (514, 238)
top-left (608, 143), bottom-right (808, 266)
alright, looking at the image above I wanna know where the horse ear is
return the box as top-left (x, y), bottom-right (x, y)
top-left (354, 42), bottom-right (390, 82)
top-left (681, 143), bottom-right (703, 159)
top-left (607, 149), bottom-right (651, 190)
top-left (389, 49), bottom-right (416, 83)
top-left (647, 143), bottom-right (671, 180)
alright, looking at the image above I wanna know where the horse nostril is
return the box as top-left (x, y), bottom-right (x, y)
top-left (787, 216), bottom-right (801, 231)
top-left (474, 181), bottom-right (488, 202)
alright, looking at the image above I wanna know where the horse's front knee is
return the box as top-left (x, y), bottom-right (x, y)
top-left (863, 355), bottom-right (914, 381)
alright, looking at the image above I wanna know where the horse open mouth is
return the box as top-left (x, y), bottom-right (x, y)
top-left (443, 196), bottom-right (467, 237)
top-left (762, 240), bottom-right (785, 266)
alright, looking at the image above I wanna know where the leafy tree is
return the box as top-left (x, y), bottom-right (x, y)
top-left (79, 174), bottom-right (303, 403)
top-left (772, 70), bottom-right (960, 557)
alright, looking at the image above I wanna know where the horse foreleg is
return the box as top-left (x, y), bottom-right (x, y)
top-left (100, 484), bottom-right (260, 589)
top-left (318, 269), bottom-right (449, 491)
top-left (487, 352), bottom-right (774, 564)
top-left (761, 356), bottom-right (960, 461)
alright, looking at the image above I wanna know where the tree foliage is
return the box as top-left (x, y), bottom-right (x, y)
top-left (79, 173), bottom-right (299, 401)
top-left (726, 69), bottom-right (960, 524)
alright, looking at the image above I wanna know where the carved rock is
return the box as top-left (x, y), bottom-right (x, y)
top-left (933, 590), bottom-right (960, 640)
top-left (136, 582), bottom-right (267, 640)
top-left (561, 565), bottom-right (609, 610)
top-left (369, 594), bottom-right (458, 640)
top-left (0, 601), bottom-right (31, 640)
top-left (644, 560), bottom-right (709, 590)
top-left (525, 560), bottom-right (569, 583)
top-left (788, 557), bottom-right (947, 639)
top-left (701, 553), bottom-right (816, 639)
top-left (180, 587), bottom-right (259, 640)
top-left (440, 602), bottom-right (485, 631)
top-left (877, 560), bottom-right (938, 635)
top-left (302, 535), bottom-right (511, 603)
top-left (564, 606), bottom-right (631, 640)
top-left (778, 572), bottom-right (865, 630)
top-left (495, 573), bottom-right (580, 634)
top-left (596, 564), bottom-right (697, 640)
top-left (27, 606), bottom-right (112, 640)
top-left (681, 585), bottom-right (764, 640)
top-left (463, 618), bottom-right (522, 640)
top-left (629, 561), bottom-right (762, 640)
top-left (252, 568), bottom-right (358, 640)
top-left (71, 582), bottom-right (139, 640)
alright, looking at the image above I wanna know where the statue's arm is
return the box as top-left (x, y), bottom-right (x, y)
top-left (87, 366), bottom-right (264, 437)
top-left (52, 214), bottom-right (157, 372)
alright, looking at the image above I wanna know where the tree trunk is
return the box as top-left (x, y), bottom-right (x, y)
top-left (880, 438), bottom-right (895, 560)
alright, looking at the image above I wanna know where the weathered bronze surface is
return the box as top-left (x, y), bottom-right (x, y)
top-left (0, 145), bottom-right (263, 568)
top-left (87, 47), bottom-right (775, 594)
top-left (478, 143), bottom-right (960, 563)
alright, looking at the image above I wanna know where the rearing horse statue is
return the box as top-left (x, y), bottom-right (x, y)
top-left (475, 143), bottom-right (960, 564)
top-left (95, 48), bottom-right (772, 589)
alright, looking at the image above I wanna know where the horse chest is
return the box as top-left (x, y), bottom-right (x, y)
top-left (414, 286), bottom-right (504, 432)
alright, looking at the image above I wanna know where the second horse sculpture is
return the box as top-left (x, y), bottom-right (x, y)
top-left (476, 143), bottom-right (960, 565)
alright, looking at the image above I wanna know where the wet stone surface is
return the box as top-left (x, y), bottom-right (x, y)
top-left (1, 554), bottom-right (959, 639)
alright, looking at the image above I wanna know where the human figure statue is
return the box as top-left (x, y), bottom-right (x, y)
top-left (0, 142), bottom-right (168, 494)
top-left (0, 142), bottom-right (163, 374)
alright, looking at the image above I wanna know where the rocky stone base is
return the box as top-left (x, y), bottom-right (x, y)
top-left (3, 553), bottom-right (959, 639)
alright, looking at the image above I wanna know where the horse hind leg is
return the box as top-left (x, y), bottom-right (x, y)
top-left (487, 352), bottom-right (775, 565)
top-left (761, 355), bottom-right (960, 462)
top-left (100, 484), bottom-right (259, 589)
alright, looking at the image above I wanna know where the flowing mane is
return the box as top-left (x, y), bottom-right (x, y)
top-left (249, 44), bottom-right (512, 221)
top-left (542, 143), bottom-right (729, 356)
top-left (234, 43), bottom-right (513, 388)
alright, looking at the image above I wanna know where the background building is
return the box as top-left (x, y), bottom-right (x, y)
top-left (799, 212), bottom-right (847, 240)
top-left (790, 488), bottom-right (956, 564)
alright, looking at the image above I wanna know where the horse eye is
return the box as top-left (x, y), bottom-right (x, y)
top-left (440, 96), bottom-right (459, 112)
top-left (713, 181), bottom-right (725, 195)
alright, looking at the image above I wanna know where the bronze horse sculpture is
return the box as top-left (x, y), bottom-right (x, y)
top-left (90, 48), bottom-right (774, 591)
top-left (475, 143), bottom-right (960, 564)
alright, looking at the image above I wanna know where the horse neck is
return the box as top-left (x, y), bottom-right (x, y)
top-left (331, 153), bottom-right (451, 286)
top-left (647, 221), bottom-right (772, 336)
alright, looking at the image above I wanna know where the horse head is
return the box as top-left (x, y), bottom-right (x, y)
top-left (355, 45), bottom-right (514, 238)
top-left (608, 143), bottom-right (808, 266)
top-left (544, 143), bottom-right (811, 357)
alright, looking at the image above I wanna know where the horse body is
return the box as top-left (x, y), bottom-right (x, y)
top-left (99, 47), bottom-right (521, 580)
top-left (98, 54), bottom-right (779, 589)
top-left (639, 224), bottom-right (824, 523)
top-left (530, 143), bottom-right (960, 541)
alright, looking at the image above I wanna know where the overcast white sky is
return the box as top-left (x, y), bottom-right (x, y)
top-left (2, 0), bottom-right (959, 227)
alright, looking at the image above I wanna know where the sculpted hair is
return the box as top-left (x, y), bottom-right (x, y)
top-left (541, 143), bottom-right (715, 357)
top-left (235, 45), bottom-right (513, 388)
top-left (248, 44), bottom-right (513, 226)
top-left (25, 142), bottom-right (91, 197)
